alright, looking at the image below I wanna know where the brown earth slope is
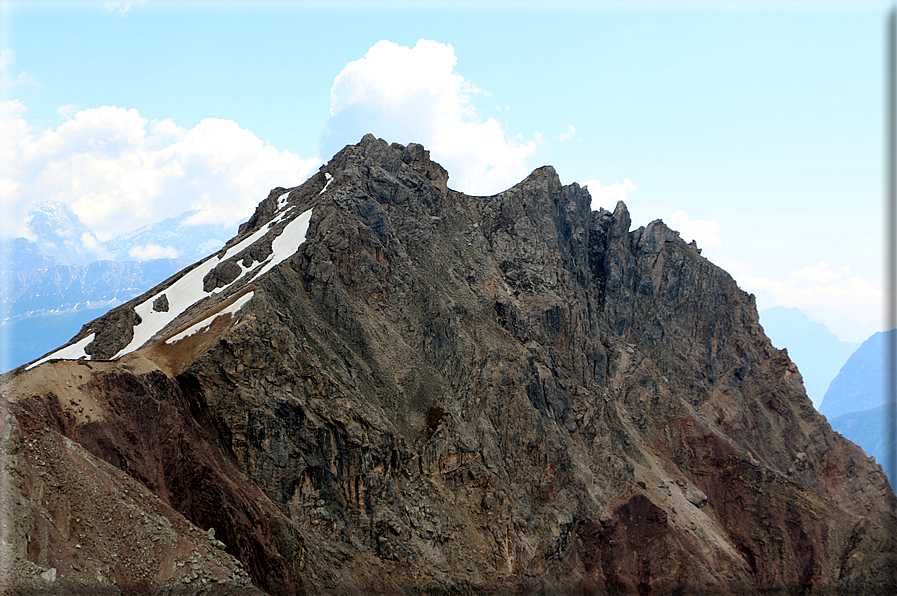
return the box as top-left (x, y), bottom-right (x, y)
top-left (2, 134), bottom-right (895, 594)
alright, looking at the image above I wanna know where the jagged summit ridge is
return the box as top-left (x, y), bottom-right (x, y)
top-left (27, 135), bottom-right (459, 367)
top-left (3, 135), bottom-right (895, 594)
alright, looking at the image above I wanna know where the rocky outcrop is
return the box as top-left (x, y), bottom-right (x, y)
top-left (2, 134), bottom-right (895, 594)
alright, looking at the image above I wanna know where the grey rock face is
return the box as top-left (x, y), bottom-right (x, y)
top-left (3, 134), bottom-right (896, 595)
top-left (153, 294), bottom-right (170, 313)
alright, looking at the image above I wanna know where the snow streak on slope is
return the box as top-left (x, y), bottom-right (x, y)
top-left (110, 208), bottom-right (313, 360)
top-left (166, 291), bottom-right (255, 344)
top-left (277, 191), bottom-right (291, 211)
top-left (249, 209), bottom-right (313, 282)
top-left (319, 173), bottom-right (333, 195)
top-left (26, 333), bottom-right (96, 370)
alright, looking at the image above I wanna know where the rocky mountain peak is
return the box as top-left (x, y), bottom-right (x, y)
top-left (2, 136), bottom-right (895, 594)
top-left (23, 200), bottom-right (106, 265)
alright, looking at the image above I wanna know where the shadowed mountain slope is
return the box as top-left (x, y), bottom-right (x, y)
top-left (2, 135), bottom-right (895, 594)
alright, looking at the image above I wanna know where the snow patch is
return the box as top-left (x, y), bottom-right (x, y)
top-left (111, 207), bottom-right (314, 359)
top-left (277, 190), bottom-right (291, 211)
top-left (220, 207), bottom-right (292, 263)
top-left (166, 292), bottom-right (254, 344)
top-left (113, 253), bottom-right (224, 359)
top-left (26, 333), bottom-right (96, 370)
top-left (249, 208), bottom-right (313, 282)
top-left (319, 172), bottom-right (333, 195)
top-left (207, 207), bottom-right (296, 293)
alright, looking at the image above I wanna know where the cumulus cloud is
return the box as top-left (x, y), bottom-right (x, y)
top-left (0, 100), bottom-right (320, 242)
top-left (319, 39), bottom-right (538, 195)
top-left (584, 178), bottom-right (637, 212)
top-left (128, 243), bottom-right (179, 260)
top-left (667, 209), bottom-right (721, 248)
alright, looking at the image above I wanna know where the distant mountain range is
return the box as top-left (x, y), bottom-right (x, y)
top-left (1, 237), bottom-right (190, 371)
top-left (1, 201), bottom-right (241, 372)
top-left (24, 201), bottom-right (106, 265)
top-left (820, 329), bottom-right (890, 419)
top-left (103, 209), bottom-right (236, 263)
top-left (20, 201), bottom-right (237, 266)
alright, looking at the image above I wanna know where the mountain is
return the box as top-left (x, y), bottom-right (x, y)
top-left (1, 206), bottom-right (236, 372)
top-left (0, 237), bottom-right (191, 372)
top-left (104, 209), bottom-right (238, 263)
top-left (821, 330), bottom-right (895, 484)
top-left (23, 201), bottom-right (107, 265)
top-left (21, 199), bottom-right (237, 265)
top-left (1, 236), bottom-right (61, 272)
top-left (2, 135), bottom-right (894, 594)
top-left (759, 306), bottom-right (859, 409)
top-left (820, 329), bottom-right (891, 419)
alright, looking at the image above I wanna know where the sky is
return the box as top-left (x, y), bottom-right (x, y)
top-left (0, 0), bottom-right (892, 342)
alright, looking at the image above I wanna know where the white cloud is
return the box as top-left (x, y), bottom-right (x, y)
top-left (558, 124), bottom-right (576, 141)
top-left (585, 178), bottom-right (637, 211)
top-left (80, 231), bottom-right (104, 252)
top-left (0, 100), bottom-right (320, 241)
top-left (128, 243), bottom-right (179, 260)
top-left (320, 39), bottom-right (538, 195)
top-left (667, 209), bottom-right (721, 248)
top-left (724, 259), bottom-right (882, 341)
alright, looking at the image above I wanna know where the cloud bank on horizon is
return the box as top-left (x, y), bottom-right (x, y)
top-left (0, 100), bottom-right (319, 242)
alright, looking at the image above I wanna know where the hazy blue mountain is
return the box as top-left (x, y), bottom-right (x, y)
top-left (3, 207), bottom-right (240, 371)
top-left (759, 306), bottom-right (859, 408)
top-left (23, 202), bottom-right (238, 265)
top-left (819, 330), bottom-right (895, 486)
top-left (4, 255), bottom-right (191, 317)
top-left (819, 330), bottom-right (891, 419)
top-left (1, 237), bottom-right (60, 272)
top-left (2, 203), bottom-right (238, 371)
top-left (105, 210), bottom-right (238, 263)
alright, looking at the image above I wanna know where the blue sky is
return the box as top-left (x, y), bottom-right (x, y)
top-left (0, 0), bottom-right (891, 341)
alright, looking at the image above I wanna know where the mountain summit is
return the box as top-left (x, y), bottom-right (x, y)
top-left (2, 135), bottom-right (895, 594)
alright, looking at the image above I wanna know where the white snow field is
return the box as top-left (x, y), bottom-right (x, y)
top-left (26, 333), bottom-right (96, 370)
top-left (165, 291), bottom-right (255, 345)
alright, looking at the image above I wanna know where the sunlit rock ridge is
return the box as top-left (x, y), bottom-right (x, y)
top-left (2, 135), bottom-right (895, 594)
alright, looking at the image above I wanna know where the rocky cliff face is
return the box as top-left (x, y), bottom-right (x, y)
top-left (2, 135), bottom-right (895, 595)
